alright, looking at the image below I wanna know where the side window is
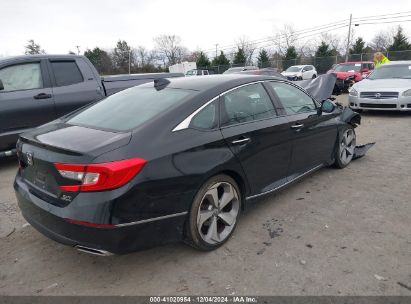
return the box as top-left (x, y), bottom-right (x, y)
top-left (306, 66), bottom-right (313, 71)
top-left (51, 61), bottom-right (83, 86)
top-left (0, 63), bottom-right (43, 92)
top-left (190, 101), bottom-right (218, 130)
top-left (221, 83), bottom-right (276, 127)
top-left (269, 82), bottom-right (316, 115)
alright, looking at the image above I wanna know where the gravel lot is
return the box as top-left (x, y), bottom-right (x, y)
top-left (0, 94), bottom-right (410, 296)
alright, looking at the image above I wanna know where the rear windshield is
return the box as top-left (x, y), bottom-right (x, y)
top-left (67, 86), bottom-right (193, 131)
top-left (334, 64), bottom-right (361, 72)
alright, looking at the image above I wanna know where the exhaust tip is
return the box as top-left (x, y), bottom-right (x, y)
top-left (75, 245), bottom-right (113, 256)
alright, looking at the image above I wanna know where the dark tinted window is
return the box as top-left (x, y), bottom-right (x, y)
top-left (305, 66), bottom-right (313, 71)
top-left (68, 86), bottom-right (193, 131)
top-left (221, 83), bottom-right (276, 127)
top-left (269, 82), bottom-right (316, 115)
top-left (51, 61), bottom-right (83, 86)
top-left (190, 101), bottom-right (218, 130)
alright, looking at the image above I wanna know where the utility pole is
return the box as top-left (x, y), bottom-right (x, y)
top-left (128, 48), bottom-right (131, 74)
top-left (215, 44), bottom-right (218, 58)
top-left (76, 45), bottom-right (80, 55)
top-left (345, 14), bottom-right (352, 62)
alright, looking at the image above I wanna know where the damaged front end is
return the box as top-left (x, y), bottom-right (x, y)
top-left (296, 73), bottom-right (374, 160)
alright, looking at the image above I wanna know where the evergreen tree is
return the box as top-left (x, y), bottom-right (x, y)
top-left (84, 47), bottom-right (113, 75)
top-left (111, 40), bottom-right (134, 73)
top-left (212, 51), bottom-right (230, 66)
top-left (388, 26), bottom-right (411, 51)
top-left (350, 37), bottom-right (366, 54)
top-left (315, 41), bottom-right (337, 57)
top-left (24, 40), bottom-right (45, 55)
top-left (257, 49), bottom-right (270, 68)
top-left (196, 51), bottom-right (210, 68)
top-left (233, 48), bottom-right (246, 65)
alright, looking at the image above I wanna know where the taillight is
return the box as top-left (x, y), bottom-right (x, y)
top-left (54, 158), bottom-right (147, 192)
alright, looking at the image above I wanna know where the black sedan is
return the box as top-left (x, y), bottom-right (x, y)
top-left (14, 75), bottom-right (360, 255)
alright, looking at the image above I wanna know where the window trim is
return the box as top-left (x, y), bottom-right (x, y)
top-left (172, 80), bottom-right (279, 132)
top-left (266, 80), bottom-right (319, 117)
top-left (0, 60), bottom-right (48, 93)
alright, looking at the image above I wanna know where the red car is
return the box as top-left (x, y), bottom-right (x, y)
top-left (329, 61), bottom-right (374, 91)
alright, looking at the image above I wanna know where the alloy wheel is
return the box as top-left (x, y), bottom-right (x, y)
top-left (197, 182), bottom-right (240, 245)
top-left (340, 128), bottom-right (356, 166)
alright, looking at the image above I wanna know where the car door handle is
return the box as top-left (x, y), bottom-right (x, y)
top-left (231, 137), bottom-right (251, 145)
top-left (291, 123), bottom-right (304, 129)
top-left (33, 93), bottom-right (52, 100)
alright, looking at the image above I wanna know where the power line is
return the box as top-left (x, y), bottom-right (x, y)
top-left (356, 19), bottom-right (411, 25)
top-left (202, 10), bottom-right (411, 56)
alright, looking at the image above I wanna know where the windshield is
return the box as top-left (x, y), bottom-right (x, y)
top-left (368, 65), bottom-right (411, 80)
top-left (285, 66), bottom-right (302, 72)
top-left (334, 64), bottom-right (361, 72)
top-left (223, 67), bottom-right (243, 74)
top-left (68, 86), bottom-right (193, 131)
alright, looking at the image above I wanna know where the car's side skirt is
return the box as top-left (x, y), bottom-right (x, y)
top-left (245, 164), bottom-right (324, 201)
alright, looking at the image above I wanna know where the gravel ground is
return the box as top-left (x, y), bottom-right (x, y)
top-left (0, 94), bottom-right (410, 296)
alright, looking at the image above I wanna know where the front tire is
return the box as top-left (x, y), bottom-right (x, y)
top-left (334, 126), bottom-right (356, 169)
top-left (186, 174), bottom-right (241, 251)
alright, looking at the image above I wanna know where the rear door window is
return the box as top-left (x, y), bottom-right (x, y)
top-left (221, 83), bottom-right (277, 127)
top-left (190, 101), bottom-right (218, 130)
top-left (50, 61), bottom-right (83, 86)
top-left (0, 63), bottom-right (43, 92)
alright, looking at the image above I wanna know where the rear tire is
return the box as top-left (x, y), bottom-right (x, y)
top-left (186, 174), bottom-right (241, 251)
top-left (334, 126), bottom-right (356, 169)
top-left (312, 74), bottom-right (317, 79)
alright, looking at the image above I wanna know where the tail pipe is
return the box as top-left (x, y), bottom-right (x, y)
top-left (75, 245), bottom-right (113, 256)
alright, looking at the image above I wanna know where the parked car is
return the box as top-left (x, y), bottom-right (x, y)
top-left (0, 54), bottom-right (183, 157)
top-left (349, 61), bottom-right (411, 111)
top-left (15, 74), bottom-right (361, 255)
top-left (185, 69), bottom-right (209, 76)
top-left (329, 61), bottom-right (374, 91)
top-left (223, 66), bottom-right (259, 74)
top-left (281, 65), bottom-right (317, 81)
top-left (240, 67), bottom-right (286, 78)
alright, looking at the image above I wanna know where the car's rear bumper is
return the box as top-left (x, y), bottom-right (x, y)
top-left (14, 176), bottom-right (187, 254)
top-left (349, 96), bottom-right (411, 111)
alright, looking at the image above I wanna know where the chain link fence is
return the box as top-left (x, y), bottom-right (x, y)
top-left (199, 50), bottom-right (411, 75)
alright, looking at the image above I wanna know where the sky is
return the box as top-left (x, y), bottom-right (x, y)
top-left (1, 0), bottom-right (410, 58)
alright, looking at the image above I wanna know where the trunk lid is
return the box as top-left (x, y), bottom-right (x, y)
top-left (17, 123), bottom-right (131, 205)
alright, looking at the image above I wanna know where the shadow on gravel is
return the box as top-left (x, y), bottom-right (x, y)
top-left (0, 156), bottom-right (18, 170)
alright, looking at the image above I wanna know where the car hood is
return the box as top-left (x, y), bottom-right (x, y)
top-left (354, 78), bottom-right (411, 90)
top-left (334, 71), bottom-right (359, 79)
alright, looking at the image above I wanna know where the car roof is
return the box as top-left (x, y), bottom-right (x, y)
top-left (339, 61), bottom-right (373, 64)
top-left (141, 74), bottom-right (285, 92)
top-left (0, 54), bottom-right (83, 64)
top-left (385, 60), bottom-right (411, 65)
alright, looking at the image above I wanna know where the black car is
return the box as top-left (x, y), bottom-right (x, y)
top-left (14, 75), bottom-right (360, 255)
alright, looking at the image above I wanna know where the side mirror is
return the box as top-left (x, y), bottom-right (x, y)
top-left (0, 79), bottom-right (4, 91)
top-left (321, 99), bottom-right (336, 113)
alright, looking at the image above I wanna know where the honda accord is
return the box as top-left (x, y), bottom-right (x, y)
top-left (15, 74), bottom-right (360, 255)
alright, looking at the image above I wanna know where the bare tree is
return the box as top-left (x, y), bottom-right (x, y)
top-left (273, 25), bottom-right (298, 55)
top-left (318, 33), bottom-right (344, 54)
top-left (153, 35), bottom-right (187, 66)
top-left (235, 36), bottom-right (256, 65)
top-left (369, 29), bottom-right (395, 51)
top-left (24, 39), bottom-right (46, 55)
